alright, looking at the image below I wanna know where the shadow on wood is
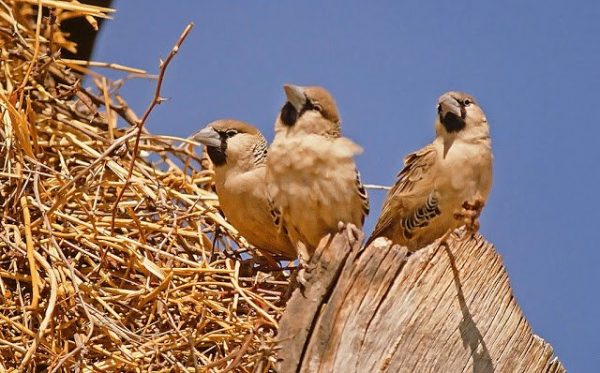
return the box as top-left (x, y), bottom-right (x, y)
top-left (277, 226), bottom-right (565, 373)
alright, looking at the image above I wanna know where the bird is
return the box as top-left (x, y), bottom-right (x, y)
top-left (266, 84), bottom-right (369, 262)
top-left (192, 119), bottom-right (297, 259)
top-left (367, 91), bottom-right (493, 251)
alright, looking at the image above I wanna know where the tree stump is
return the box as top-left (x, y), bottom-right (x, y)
top-left (277, 226), bottom-right (565, 372)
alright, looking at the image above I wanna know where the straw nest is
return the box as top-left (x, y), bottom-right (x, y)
top-left (0, 1), bottom-right (289, 371)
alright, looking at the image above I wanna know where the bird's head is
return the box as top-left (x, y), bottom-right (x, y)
top-left (275, 84), bottom-right (341, 138)
top-left (435, 91), bottom-right (489, 141)
top-left (192, 119), bottom-right (267, 169)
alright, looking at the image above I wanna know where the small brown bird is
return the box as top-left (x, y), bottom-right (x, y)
top-left (192, 119), bottom-right (297, 259)
top-left (266, 84), bottom-right (369, 261)
top-left (367, 91), bottom-right (493, 250)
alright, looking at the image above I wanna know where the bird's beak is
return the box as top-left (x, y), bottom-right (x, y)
top-left (437, 93), bottom-right (463, 119)
top-left (192, 126), bottom-right (221, 147)
top-left (283, 84), bottom-right (307, 112)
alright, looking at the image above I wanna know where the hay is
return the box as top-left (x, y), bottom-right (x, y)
top-left (0, 1), bottom-right (288, 371)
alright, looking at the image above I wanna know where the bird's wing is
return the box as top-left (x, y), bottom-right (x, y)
top-left (368, 144), bottom-right (440, 244)
top-left (267, 193), bottom-right (284, 233)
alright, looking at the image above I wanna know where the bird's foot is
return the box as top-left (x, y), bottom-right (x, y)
top-left (453, 197), bottom-right (485, 235)
top-left (297, 266), bottom-right (313, 289)
top-left (282, 253), bottom-right (314, 303)
top-left (338, 221), bottom-right (361, 245)
top-left (295, 242), bottom-right (314, 291)
top-left (296, 257), bottom-right (316, 298)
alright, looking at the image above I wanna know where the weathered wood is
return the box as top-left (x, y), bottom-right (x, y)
top-left (277, 228), bottom-right (565, 372)
top-left (277, 226), bottom-right (365, 373)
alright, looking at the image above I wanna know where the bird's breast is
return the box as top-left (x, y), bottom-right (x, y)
top-left (438, 140), bottom-right (492, 199)
top-left (266, 134), bottom-right (365, 247)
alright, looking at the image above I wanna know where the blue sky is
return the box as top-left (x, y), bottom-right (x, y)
top-left (93, 1), bottom-right (600, 370)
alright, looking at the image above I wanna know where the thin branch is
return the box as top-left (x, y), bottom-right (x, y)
top-left (110, 22), bottom-right (194, 234)
top-left (364, 183), bottom-right (391, 191)
top-left (59, 58), bottom-right (147, 74)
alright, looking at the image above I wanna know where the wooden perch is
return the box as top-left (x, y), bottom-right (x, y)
top-left (277, 226), bottom-right (565, 372)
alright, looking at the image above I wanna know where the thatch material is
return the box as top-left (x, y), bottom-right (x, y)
top-left (0, 1), bottom-right (287, 371)
top-left (277, 227), bottom-right (566, 372)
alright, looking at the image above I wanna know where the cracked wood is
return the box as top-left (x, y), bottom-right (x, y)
top-left (277, 228), bottom-right (565, 373)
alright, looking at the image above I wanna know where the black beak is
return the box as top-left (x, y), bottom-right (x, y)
top-left (438, 94), bottom-right (466, 133)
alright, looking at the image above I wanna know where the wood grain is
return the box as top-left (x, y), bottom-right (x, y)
top-left (277, 228), bottom-right (565, 373)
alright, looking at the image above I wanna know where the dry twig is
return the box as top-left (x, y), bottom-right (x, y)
top-left (110, 22), bottom-right (194, 235)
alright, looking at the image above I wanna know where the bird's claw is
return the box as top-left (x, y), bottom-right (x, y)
top-left (296, 254), bottom-right (316, 295)
top-left (453, 197), bottom-right (485, 234)
top-left (338, 222), bottom-right (360, 245)
top-left (297, 265), bottom-right (314, 288)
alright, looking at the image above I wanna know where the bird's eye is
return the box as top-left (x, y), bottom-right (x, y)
top-left (303, 100), bottom-right (318, 112)
top-left (225, 130), bottom-right (238, 138)
top-left (463, 99), bottom-right (472, 106)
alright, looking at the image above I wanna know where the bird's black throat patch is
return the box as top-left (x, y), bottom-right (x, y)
top-left (280, 102), bottom-right (298, 127)
top-left (206, 138), bottom-right (227, 166)
top-left (440, 111), bottom-right (466, 133)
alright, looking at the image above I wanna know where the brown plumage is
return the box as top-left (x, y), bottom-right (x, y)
top-left (192, 119), bottom-right (296, 259)
top-left (367, 91), bottom-right (493, 250)
top-left (266, 84), bottom-right (369, 261)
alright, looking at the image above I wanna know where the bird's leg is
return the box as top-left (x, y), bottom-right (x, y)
top-left (282, 245), bottom-right (312, 302)
top-left (440, 197), bottom-right (484, 247)
top-left (454, 196), bottom-right (485, 235)
top-left (296, 242), bottom-right (313, 289)
top-left (340, 221), bottom-right (360, 245)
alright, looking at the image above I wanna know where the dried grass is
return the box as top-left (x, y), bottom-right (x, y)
top-left (0, 1), bottom-right (289, 371)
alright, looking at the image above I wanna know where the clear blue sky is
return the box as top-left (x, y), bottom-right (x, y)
top-left (93, 1), bottom-right (599, 370)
